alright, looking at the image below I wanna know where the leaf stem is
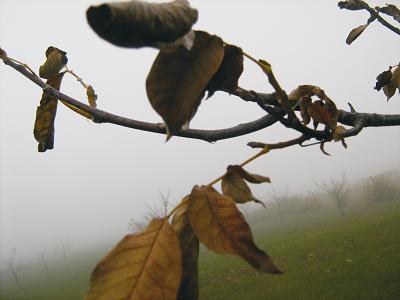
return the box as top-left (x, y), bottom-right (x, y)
top-left (207, 146), bottom-right (270, 187)
top-left (64, 66), bottom-right (89, 89)
top-left (166, 146), bottom-right (270, 218)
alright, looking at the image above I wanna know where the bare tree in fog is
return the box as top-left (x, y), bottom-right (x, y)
top-left (4, 247), bottom-right (20, 288)
top-left (36, 248), bottom-right (50, 273)
top-left (128, 191), bottom-right (171, 232)
top-left (318, 173), bottom-right (348, 217)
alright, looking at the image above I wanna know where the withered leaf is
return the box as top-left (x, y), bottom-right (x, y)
top-left (346, 24), bottom-right (368, 45)
top-left (307, 99), bottom-right (338, 130)
top-left (33, 73), bottom-right (64, 152)
top-left (39, 47), bottom-right (68, 79)
top-left (382, 66), bottom-right (400, 101)
top-left (332, 125), bottom-right (346, 142)
top-left (85, 218), bottom-right (182, 300)
top-left (288, 85), bottom-right (325, 102)
top-left (146, 31), bottom-right (224, 137)
top-left (227, 165), bottom-right (271, 184)
top-left (188, 185), bottom-right (281, 273)
top-left (222, 171), bottom-right (261, 205)
top-left (172, 197), bottom-right (199, 300)
top-left (87, 85), bottom-right (98, 108)
top-left (205, 44), bottom-right (244, 98)
top-left (374, 69), bottom-right (392, 91)
top-left (377, 4), bottom-right (400, 23)
top-left (338, 0), bottom-right (366, 11)
top-left (0, 47), bottom-right (7, 59)
top-left (86, 0), bottom-right (198, 48)
top-left (299, 97), bottom-right (312, 125)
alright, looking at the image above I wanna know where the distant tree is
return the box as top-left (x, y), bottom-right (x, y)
top-left (318, 173), bottom-right (348, 217)
top-left (36, 248), bottom-right (50, 273)
top-left (270, 189), bottom-right (289, 224)
top-left (59, 240), bottom-right (70, 261)
top-left (364, 172), bottom-right (398, 203)
top-left (1, 0), bottom-right (399, 299)
top-left (4, 248), bottom-right (20, 288)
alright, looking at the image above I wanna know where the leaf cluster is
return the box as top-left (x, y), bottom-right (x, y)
top-left (86, 166), bottom-right (279, 300)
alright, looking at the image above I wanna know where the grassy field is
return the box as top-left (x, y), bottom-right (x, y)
top-left (1, 200), bottom-right (399, 300)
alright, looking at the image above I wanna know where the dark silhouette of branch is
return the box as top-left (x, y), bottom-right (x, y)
top-left (357, 1), bottom-right (400, 36)
top-left (2, 50), bottom-right (400, 146)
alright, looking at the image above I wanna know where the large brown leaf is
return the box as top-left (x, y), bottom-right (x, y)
top-left (188, 185), bottom-right (281, 274)
top-left (146, 31), bottom-right (224, 137)
top-left (172, 197), bottom-right (199, 300)
top-left (205, 44), bottom-right (244, 98)
top-left (86, 0), bottom-right (198, 48)
top-left (33, 73), bottom-right (64, 152)
top-left (85, 218), bottom-right (182, 300)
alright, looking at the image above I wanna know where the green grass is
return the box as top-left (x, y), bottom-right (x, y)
top-left (199, 201), bottom-right (400, 300)
top-left (1, 201), bottom-right (399, 300)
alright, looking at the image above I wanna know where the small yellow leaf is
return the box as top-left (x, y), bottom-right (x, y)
top-left (188, 185), bottom-right (281, 273)
top-left (39, 47), bottom-right (68, 79)
top-left (85, 218), bottom-right (182, 300)
top-left (87, 85), bottom-right (98, 108)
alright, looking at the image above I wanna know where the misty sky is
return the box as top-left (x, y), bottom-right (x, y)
top-left (1, 0), bottom-right (399, 265)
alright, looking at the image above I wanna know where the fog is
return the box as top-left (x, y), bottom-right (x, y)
top-left (1, 0), bottom-right (399, 266)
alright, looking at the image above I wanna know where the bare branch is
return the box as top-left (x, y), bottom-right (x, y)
top-left (2, 51), bottom-right (400, 146)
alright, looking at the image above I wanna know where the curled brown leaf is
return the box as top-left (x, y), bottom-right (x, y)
top-left (86, 0), bottom-right (198, 48)
top-left (39, 47), bottom-right (68, 79)
top-left (33, 73), bottom-right (65, 152)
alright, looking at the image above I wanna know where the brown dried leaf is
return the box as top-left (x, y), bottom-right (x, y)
top-left (188, 185), bottom-right (281, 273)
top-left (146, 31), bottom-right (224, 137)
top-left (374, 69), bottom-right (392, 91)
top-left (307, 100), bottom-right (338, 130)
top-left (39, 47), bottom-right (68, 79)
top-left (346, 24), bottom-right (368, 45)
top-left (383, 67), bottom-right (400, 101)
top-left (205, 44), bottom-right (244, 98)
top-left (227, 165), bottom-right (271, 184)
top-left (299, 97), bottom-right (312, 125)
top-left (378, 4), bottom-right (400, 23)
top-left (332, 125), bottom-right (346, 142)
top-left (87, 85), bottom-right (98, 108)
top-left (172, 197), bottom-right (199, 300)
top-left (383, 82), bottom-right (397, 100)
top-left (33, 73), bottom-right (64, 152)
top-left (338, 0), bottom-right (366, 10)
top-left (86, 0), bottom-right (198, 48)
top-left (222, 171), bottom-right (259, 204)
top-left (288, 85), bottom-right (325, 102)
top-left (85, 218), bottom-right (182, 300)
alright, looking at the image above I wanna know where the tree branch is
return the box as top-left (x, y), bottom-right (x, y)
top-left (2, 51), bottom-right (400, 145)
top-left (1, 54), bottom-right (277, 142)
top-left (359, 1), bottom-right (400, 36)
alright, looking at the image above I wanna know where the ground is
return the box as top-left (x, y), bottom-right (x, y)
top-left (1, 199), bottom-right (399, 300)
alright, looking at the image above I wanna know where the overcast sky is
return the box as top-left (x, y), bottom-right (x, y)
top-left (1, 0), bottom-right (399, 264)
